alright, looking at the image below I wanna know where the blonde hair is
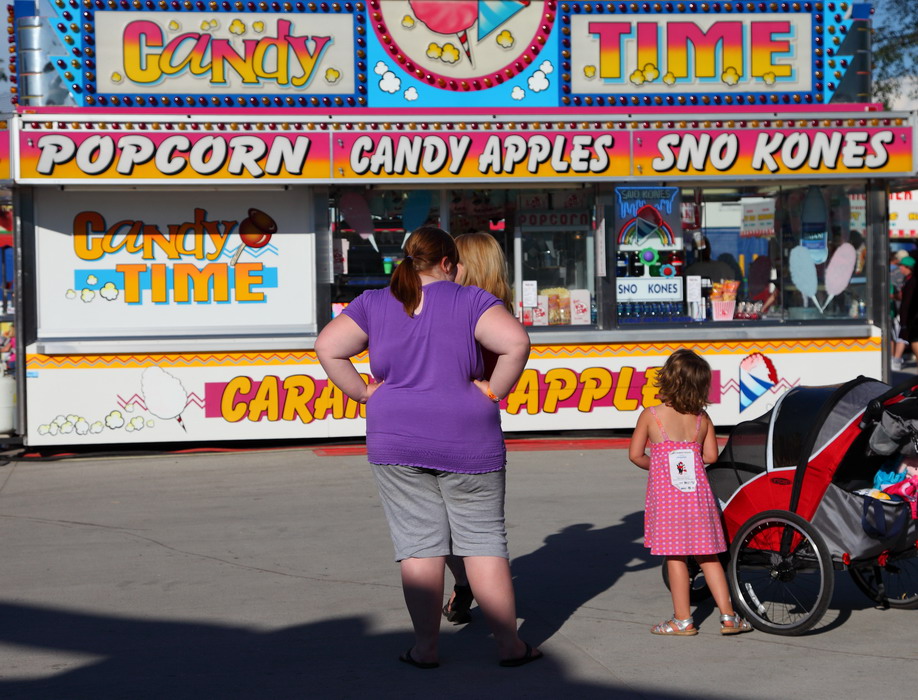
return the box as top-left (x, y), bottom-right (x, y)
top-left (655, 349), bottom-right (712, 415)
top-left (454, 232), bottom-right (513, 312)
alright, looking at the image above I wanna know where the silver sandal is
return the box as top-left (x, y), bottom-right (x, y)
top-left (651, 616), bottom-right (698, 636)
top-left (720, 613), bottom-right (753, 635)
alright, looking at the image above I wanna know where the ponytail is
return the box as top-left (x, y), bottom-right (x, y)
top-left (389, 225), bottom-right (458, 316)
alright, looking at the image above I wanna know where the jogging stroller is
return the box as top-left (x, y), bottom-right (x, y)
top-left (666, 375), bottom-right (918, 635)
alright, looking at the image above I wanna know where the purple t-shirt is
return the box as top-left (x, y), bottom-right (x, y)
top-left (342, 280), bottom-right (505, 473)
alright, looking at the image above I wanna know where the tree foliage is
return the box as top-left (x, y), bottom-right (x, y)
top-left (871, 0), bottom-right (918, 107)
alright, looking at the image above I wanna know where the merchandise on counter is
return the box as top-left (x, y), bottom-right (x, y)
top-left (541, 287), bottom-right (571, 325)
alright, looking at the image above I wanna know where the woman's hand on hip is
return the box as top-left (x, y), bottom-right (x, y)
top-left (362, 380), bottom-right (383, 403)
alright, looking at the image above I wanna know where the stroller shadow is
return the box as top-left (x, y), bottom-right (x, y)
top-left (501, 512), bottom-right (656, 645)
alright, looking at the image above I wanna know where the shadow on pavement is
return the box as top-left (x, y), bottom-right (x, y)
top-left (0, 601), bottom-right (692, 700)
top-left (506, 512), bottom-right (656, 646)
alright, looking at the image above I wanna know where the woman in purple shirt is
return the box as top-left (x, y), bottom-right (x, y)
top-left (315, 225), bottom-right (540, 669)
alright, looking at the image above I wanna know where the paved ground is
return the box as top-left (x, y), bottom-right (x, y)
top-left (0, 438), bottom-right (915, 699)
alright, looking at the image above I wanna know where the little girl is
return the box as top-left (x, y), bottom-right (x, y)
top-left (629, 349), bottom-right (752, 636)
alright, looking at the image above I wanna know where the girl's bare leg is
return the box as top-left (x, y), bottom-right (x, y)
top-left (665, 556), bottom-right (693, 625)
top-left (696, 554), bottom-right (738, 623)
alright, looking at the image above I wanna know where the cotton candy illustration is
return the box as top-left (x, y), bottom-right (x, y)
top-left (410, 1), bottom-right (477, 63)
top-left (141, 366), bottom-right (189, 431)
top-left (821, 242), bottom-right (857, 312)
top-left (789, 245), bottom-right (818, 308)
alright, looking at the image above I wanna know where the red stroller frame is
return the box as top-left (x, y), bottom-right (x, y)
top-left (665, 376), bottom-right (918, 635)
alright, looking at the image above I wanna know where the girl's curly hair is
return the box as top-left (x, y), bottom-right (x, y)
top-left (654, 349), bottom-right (711, 415)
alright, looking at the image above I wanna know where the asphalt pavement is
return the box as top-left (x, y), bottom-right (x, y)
top-left (0, 438), bottom-right (915, 699)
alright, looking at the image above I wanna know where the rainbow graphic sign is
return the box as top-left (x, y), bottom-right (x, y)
top-left (614, 188), bottom-right (681, 248)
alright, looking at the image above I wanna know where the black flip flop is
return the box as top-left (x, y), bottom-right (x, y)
top-left (498, 642), bottom-right (543, 668)
top-left (399, 648), bottom-right (439, 669)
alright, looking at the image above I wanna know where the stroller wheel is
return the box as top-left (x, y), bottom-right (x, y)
top-left (728, 510), bottom-right (834, 636)
top-left (849, 551), bottom-right (918, 609)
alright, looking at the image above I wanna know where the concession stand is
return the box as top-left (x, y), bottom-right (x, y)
top-left (4, 0), bottom-right (914, 446)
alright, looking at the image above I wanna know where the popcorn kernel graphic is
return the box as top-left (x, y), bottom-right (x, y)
top-left (583, 65), bottom-right (597, 79)
top-left (642, 63), bottom-right (659, 81)
top-left (99, 282), bottom-right (119, 301)
top-left (426, 43), bottom-right (443, 59)
top-left (105, 410), bottom-right (125, 429)
top-left (200, 20), bottom-right (211, 30)
top-left (496, 30), bottom-right (514, 49)
top-left (168, 20), bottom-right (180, 31)
top-left (229, 19), bottom-right (246, 35)
top-left (630, 69), bottom-right (646, 85)
top-left (763, 72), bottom-right (777, 85)
top-left (325, 68), bottom-right (341, 84)
top-left (111, 72), bottom-right (123, 83)
top-left (722, 67), bottom-right (740, 86)
top-left (401, 15), bottom-right (415, 28)
top-left (440, 43), bottom-right (461, 64)
top-left (663, 72), bottom-right (677, 85)
top-left (252, 20), bottom-right (264, 32)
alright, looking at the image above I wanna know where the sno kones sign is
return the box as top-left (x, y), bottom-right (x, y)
top-left (44, 1), bottom-right (863, 110)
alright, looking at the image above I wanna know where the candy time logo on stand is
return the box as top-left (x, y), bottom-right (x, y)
top-left (69, 207), bottom-right (279, 305)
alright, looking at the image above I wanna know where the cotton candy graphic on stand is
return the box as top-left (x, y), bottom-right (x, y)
top-left (739, 353), bottom-right (778, 411)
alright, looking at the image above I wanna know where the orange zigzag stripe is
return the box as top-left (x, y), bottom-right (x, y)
top-left (26, 351), bottom-right (344, 370)
top-left (26, 337), bottom-right (880, 369)
top-left (528, 337), bottom-right (880, 359)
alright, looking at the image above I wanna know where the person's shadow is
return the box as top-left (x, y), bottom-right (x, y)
top-left (0, 600), bottom-right (689, 700)
top-left (502, 512), bottom-right (655, 645)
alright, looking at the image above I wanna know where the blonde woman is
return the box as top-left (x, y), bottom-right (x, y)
top-left (441, 233), bottom-right (516, 625)
top-left (455, 232), bottom-right (513, 312)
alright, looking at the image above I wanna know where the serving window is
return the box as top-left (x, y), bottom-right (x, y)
top-left (609, 182), bottom-right (871, 327)
top-left (328, 182), bottom-right (873, 331)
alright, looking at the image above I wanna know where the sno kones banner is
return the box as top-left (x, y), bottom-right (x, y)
top-left (41, 1), bottom-right (870, 110)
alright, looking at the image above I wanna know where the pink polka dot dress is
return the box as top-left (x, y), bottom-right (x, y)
top-left (644, 407), bottom-right (727, 556)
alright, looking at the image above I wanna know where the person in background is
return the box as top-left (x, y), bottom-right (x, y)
top-left (891, 252), bottom-right (908, 371)
top-left (629, 349), bottom-right (752, 636)
top-left (0, 323), bottom-right (15, 374)
top-left (438, 232), bottom-right (515, 625)
top-left (890, 255), bottom-right (918, 371)
top-left (315, 225), bottom-right (541, 668)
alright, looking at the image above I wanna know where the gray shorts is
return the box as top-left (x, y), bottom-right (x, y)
top-left (371, 464), bottom-right (508, 561)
